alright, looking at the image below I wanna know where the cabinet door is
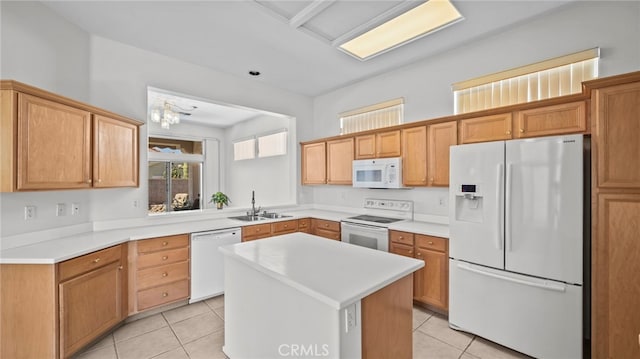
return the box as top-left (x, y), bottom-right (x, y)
top-left (514, 101), bottom-right (586, 138)
top-left (376, 130), bottom-right (401, 158)
top-left (414, 248), bottom-right (448, 310)
top-left (401, 126), bottom-right (427, 186)
top-left (458, 113), bottom-right (512, 144)
top-left (17, 93), bottom-right (92, 190)
top-left (326, 137), bottom-right (354, 185)
top-left (93, 115), bottom-right (139, 188)
top-left (355, 134), bottom-right (376, 159)
top-left (593, 82), bottom-right (640, 188)
top-left (59, 261), bottom-right (125, 358)
top-left (593, 194), bottom-right (640, 359)
top-left (301, 142), bottom-right (326, 184)
top-left (427, 121), bottom-right (457, 186)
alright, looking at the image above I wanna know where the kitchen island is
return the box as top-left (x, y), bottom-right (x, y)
top-left (220, 232), bottom-right (423, 359)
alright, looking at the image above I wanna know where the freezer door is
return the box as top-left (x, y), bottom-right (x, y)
top-left (449, 141), bottom-right (504, 269)
top-left (505, 134), bottom-right (583, 284)
top-left (449, 260), bottom-right (582, 359)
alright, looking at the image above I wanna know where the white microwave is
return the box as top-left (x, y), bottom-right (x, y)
top-left (352, 157), bottom-right (403, 188)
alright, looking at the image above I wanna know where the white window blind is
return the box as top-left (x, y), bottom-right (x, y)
top-left (453, 48), bottom-right (599, 114)
top-left (258, 130), bottom-right (287, 158)
top-left (340, 98), bottom-right (404, 134)
top-left (233, 138), bottom-right (256, 161)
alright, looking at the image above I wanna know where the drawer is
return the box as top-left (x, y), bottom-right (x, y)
top-left (59, 244), bottom-right (122, 281)
top-left (272, 220), bottom-right (298, 235)
top-left (242, 223), bottom-right (271, 241)
top-left (298, 218), bottom-right (311, 231)
top-left (137, 279), bottom-right (189, 311)
top-left (415, 235), bottom-right (447, 252)
top-left (389, 230), bottom-right (415, 246)
top-left (390, 242), bottom-right (414, 258)
top-left (314, 228), bottom-right (341, 241)
top-left (137, 234), bottom-right (189, 254)
top-left (312, 219), bottom-right (340, 232)
top-left (137, 247), bottom-right (189, 270)
top-left (136, 261), bottom-right (189, 290)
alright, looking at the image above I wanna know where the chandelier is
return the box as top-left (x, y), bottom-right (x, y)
top-left (150, 101), bottom-right (197, 129)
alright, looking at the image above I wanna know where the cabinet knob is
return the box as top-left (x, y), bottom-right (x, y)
top-left (428, 241), bottom-right (434, 245)
top-left (399, 236), bottom-right (403, 240)
top-left (409, 250), bottom-right (413, 254)
top-left (162, 292), bottom-right (168, 297)
top-left (162, 241), bottom-right (168, 246)
top-left (519, 128), bottom-right (525, 133)
top-left (284, 224), bottom-right (288, 228)
top-left (417, 252), bottom-right (422, 257)
top-left (97, 179), bottom-right (102, 183)
top-left (430, 177), bottom-right (434, 182)
top-left (256, 228), bottom-right (261, 232)
top-left (118, 265), bottom-right (123, 270)
top-left (162, 256), bottom-right (168, 260)
top-left (325, 224), bottom-right (329, 227)
top-left (93, 258), bottom-right (101, 263)
top-left (506, 130), bottom-right (511, 135)
top-left (162, 272), bottom-right (168, 277)
top-left (86, 179), bottom-right (92, 184)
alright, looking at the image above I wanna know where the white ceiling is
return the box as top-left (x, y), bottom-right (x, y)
top-left (42, 0), bottom-right (573, 97)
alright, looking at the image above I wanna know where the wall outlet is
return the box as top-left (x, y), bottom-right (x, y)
top-left (344, 303), bottom-right (357, 333)
top-left (56, 203), bottom-right (66, 216)
top-left (133, 199), bottom-right (139, 208)
top-left (24, 206), bottom-right (36, 220)
top-left (71, 203), bottom-right (80, 215)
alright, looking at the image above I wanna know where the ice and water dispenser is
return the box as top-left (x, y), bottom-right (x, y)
top-left (454, 184), bottom-right (483, 223)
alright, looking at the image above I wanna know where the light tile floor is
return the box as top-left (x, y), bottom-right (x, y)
top-left (75, 295), bottom-right (531, 359)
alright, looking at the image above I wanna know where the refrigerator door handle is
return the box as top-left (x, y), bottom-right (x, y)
top-left (496, 163), bottom-right (504, 251)
top-left (505, 163), bottom-right (513, 252)
top-left (457, 262), bottom-right (567, 292)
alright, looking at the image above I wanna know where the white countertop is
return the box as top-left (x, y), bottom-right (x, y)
top-left (220, 232), bottom-right (424, 310)
top-left (0, 208), bottom-right (448, 264)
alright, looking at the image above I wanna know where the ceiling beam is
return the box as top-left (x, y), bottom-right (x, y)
top-left (289, 0), bottom-right (336, 28)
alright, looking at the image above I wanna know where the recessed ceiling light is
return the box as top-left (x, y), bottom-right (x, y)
top-left (339, 0), bottom-right (463, 61)
top-left (249, 70), bottom-right (261, 76)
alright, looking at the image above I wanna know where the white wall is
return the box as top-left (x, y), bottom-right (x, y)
top-left (308, 1), bottom-right (640, 215)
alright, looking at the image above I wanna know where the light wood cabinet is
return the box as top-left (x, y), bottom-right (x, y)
top-left (311, 218), bottom-right (341, 240)
top-left (128, 234), bottom-right (190, 314)
top-left (298, 218), bottom-right (311, 233)
top-left (402, 126), bottom-right (428, 186)
top-left (271, 219), bottom-right (298, 235)
top-left (427, 121), bottom-right (457, 186)
top-left (458, 113), bottom-right (512, 144)
top-left (514, 101), bottom-right (587, 138)
top-left (355, 130), bottom-right (401, 159)
top-left (301, 142), bottom-right (326, 185)
top-left (326, 137), bottom-right (354, 185)
top-left (0, 81), bottom-right (140, 192)
top-left (242, 223), bottom-right (272, 241)
top-left (389, 230), bottom-right (448, 312)
top-left (590, 75), bottom-right (640, 359)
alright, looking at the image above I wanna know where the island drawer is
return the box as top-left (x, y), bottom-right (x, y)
top-left (136, 261), bottom-right (189, 290)
top-left (415, 235), bottom-right (447, 252)
top-left (137, 279), bottom-right (189, 311)
top-left (389, 230), bottom-right (415, 246)
top-left (137, 234), bottom-right (189, 253)
top-left (58, 244), bottom-right (122, 281)
top-left (136, 247), bottom-right (189, 269)
top-left (272, 220), bottom-right (298, 235)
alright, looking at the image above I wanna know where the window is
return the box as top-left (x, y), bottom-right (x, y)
top-left (148, 137), bottom-right (204, 214)
top-left (453, 48), bottom-right (599, 114)
top-left (233, 130), bottom-right (288, 160)
top-left (340, 98), bottom-right (404, 134)
top-left (233, 138), bottom-right (256, 161)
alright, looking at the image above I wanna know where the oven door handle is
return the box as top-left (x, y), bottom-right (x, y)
top-left (341, 222), bottom-right (389, 233)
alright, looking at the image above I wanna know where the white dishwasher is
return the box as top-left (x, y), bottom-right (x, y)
top-left (190, 228), bottom-right (241, 303)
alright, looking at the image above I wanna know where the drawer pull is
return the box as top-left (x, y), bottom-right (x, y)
top-left (118, 265), bottom-right (123, 270)
top-left (162, 272), bottom-right (168, 277)
top-left (428, 241), bottom-right (434, 245)
top-left (519, 128), bottom-right (525, 133)
top-left (417, 252), bottom-right (422, 257)
top-left (506, 130), bottom-right (512, 135)
top-left (162, 241), bottom-right (168, 246)
top-left (162, 256), bottom-right (168, 260)
top-left (399, 236), bottom-right (404, 240)
top-left (325, 224), bottom-right (329, 227)
top-left (162, 292), bottom-right (168, 297)
top-left (86, 179), bottom-right (92, 184)
top-left (409, 250), bottom-right (413, 254)
top-left (93, 258), bottom-right (101, 263)
top-left (256, 228), bottom-right (261, 232)
top-left (97, 179), bottom-right (102, 183)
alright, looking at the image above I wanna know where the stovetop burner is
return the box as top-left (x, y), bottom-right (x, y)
top-left (347, 215), bottom-right (405, 224)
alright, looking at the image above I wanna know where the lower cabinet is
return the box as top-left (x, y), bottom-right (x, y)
top-left (389, 230), bottom-right (449, 312)
top-left (128, 234), bottom-right (190, 314)
top-left (242, 218), bottom-right (317, 241)
top-left (311, 218), bottom-right (341, 240)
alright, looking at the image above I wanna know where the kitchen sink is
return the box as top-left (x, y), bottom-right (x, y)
top-left (228, 215), bottom-right (266, 222)
top-left (260, 213), bottom-right (293, 219)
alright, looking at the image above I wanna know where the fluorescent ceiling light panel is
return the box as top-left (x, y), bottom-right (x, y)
top-left (339, 0), bottom-right (463, 60)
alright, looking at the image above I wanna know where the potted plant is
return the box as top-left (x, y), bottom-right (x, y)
top-left (210, 191), bottom-right (230, 209)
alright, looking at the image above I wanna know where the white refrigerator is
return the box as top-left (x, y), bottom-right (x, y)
top-left (448, 134), bottom-right (584, 359)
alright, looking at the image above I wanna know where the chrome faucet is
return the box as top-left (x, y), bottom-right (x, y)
top-left (251, 190), bottom-right (261, 216)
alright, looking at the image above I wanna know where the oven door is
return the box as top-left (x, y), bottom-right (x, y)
top-left (340, 222), bottom-right (389, 251)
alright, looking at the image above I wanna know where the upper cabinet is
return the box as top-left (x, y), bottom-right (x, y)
top-left (326, 137), bottom-right (354, 185)
top-left (459, 113), bottom-right (512, 144)
top-left (427, 121), bottom-right (457, 186)
top-left (301, 142), bottom-right (326, 185)
top-left (401, 126), bottom-right (428, 186)
top-left (0, 81), bottom-right (141, 192)
top-left (355, 130), bottom-right (401, 159)
top-left (514, 101), bottom-right (586, 139)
